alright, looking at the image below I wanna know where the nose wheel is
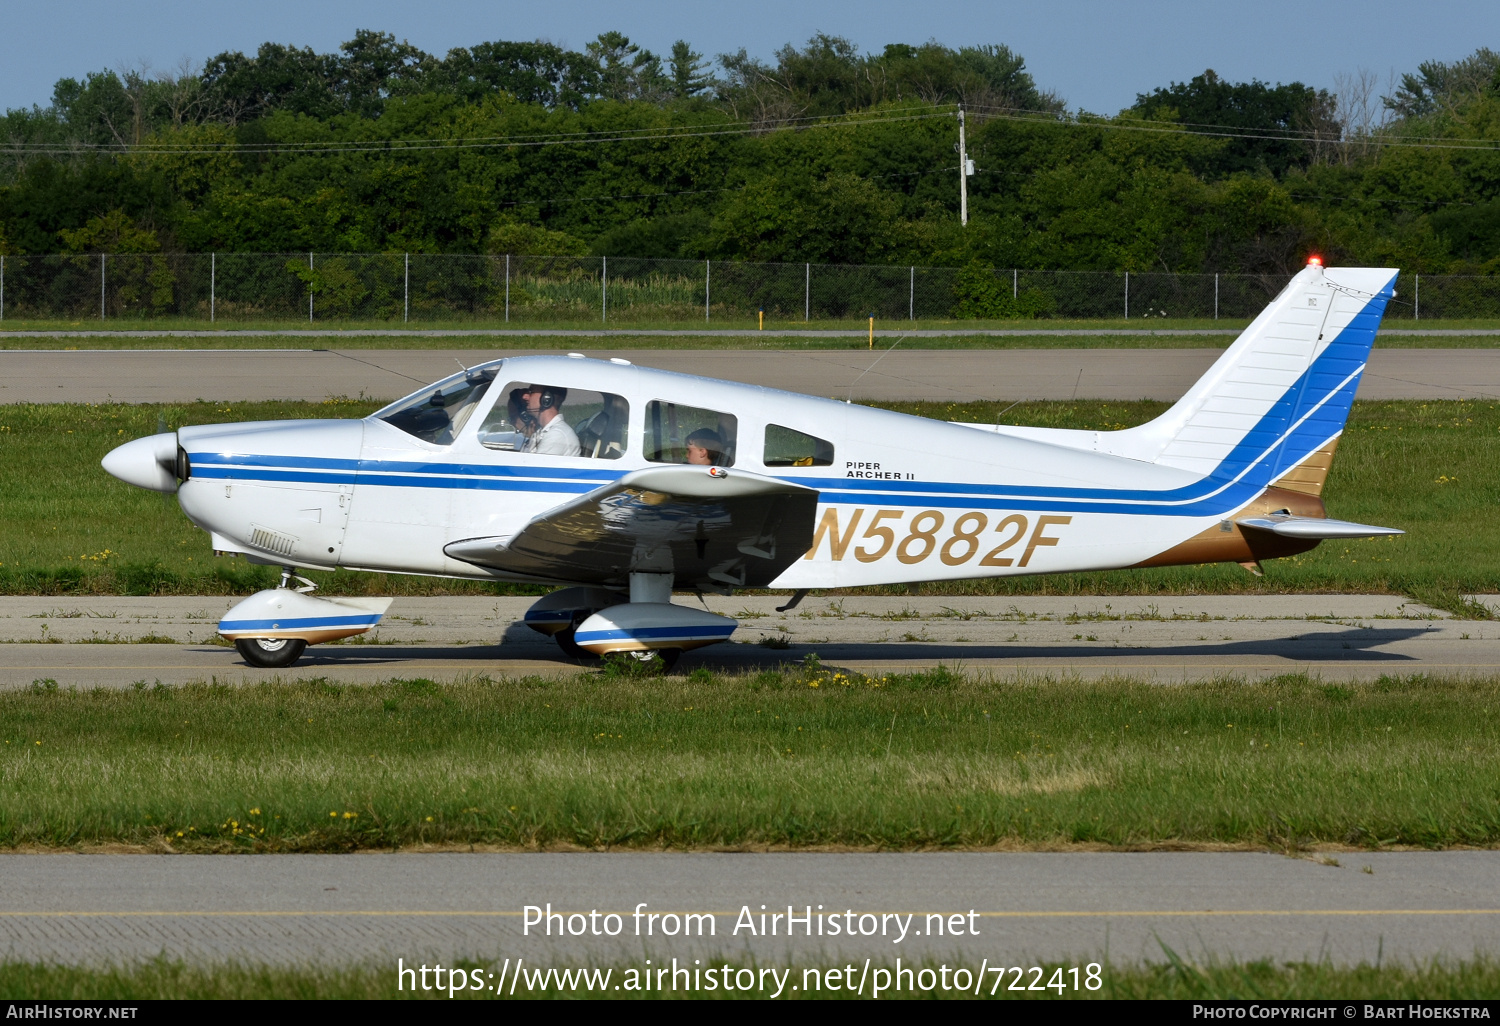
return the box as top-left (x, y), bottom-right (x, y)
top-left (235, 637), bottom-right (307, 668)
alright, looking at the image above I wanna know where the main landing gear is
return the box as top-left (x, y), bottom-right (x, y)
top-left (234, 636), bottom-right (308, 668)
top-left (523, 575), bottom-right (738, 673)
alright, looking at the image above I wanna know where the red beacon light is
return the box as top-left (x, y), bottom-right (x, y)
top-left (1307, 255), bottom-right (1323, 266)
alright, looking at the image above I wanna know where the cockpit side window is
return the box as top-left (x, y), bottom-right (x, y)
top-left (764, 424), bottom-right (834, 467)
top-left (377, 366), bottom-right (497, 445)
top-left (477, 381), bottom-right (629, 459)
top-left (645, 401), bottom-right (736, 467)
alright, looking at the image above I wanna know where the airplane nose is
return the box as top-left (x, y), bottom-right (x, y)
top-left (101, 432), bottom-right (182, 492)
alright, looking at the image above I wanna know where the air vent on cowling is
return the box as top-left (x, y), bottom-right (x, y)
top-left (249, 526), bottom-right (296, 556)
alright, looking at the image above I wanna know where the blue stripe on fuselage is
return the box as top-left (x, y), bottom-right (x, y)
top-left (184, 279), bottom-right (1391, 519)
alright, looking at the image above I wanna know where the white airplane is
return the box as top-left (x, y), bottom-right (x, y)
top-left (103, 260), bottom-right (1403, 670)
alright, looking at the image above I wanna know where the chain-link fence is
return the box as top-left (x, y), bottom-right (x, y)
top-left (0, 253), bottom-right (1478, 324)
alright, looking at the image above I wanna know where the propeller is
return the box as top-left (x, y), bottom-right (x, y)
top-left (156, 413), bottom-right (172, 503)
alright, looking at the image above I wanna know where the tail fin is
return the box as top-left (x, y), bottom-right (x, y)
top-left (1270, 436), bottom-right (1339, 497)
top-left (1103, 264), bottom-right (1397, 492)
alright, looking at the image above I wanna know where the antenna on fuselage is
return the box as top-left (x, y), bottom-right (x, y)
top-left (992, 398), bottom-right (1022, 429)
top-left (845, 329), bottom-right (914, 405)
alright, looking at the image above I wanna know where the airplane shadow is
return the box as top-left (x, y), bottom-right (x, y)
top-left (689, 624), bottom-right (1436, 672)
top-left (197, 624), bottom-right (1437, 671)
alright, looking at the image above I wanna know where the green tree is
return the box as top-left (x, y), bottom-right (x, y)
top-left (59, 209), bottom-right (174, 313)
top-left (337, 29), bottom-right (433, 115)
top-left (430, 41), bottom-right (599, 108)
top-left (286, 256), bottom-right (369, 317)
top-left (1131, 70), bottom-right (1338, 177)
top-left (708, 171), bottom-right (902, 263)
top-left (57, 208), bottom-right (161, 252)
top-left (200, 43), bottom-right (343, 122)
top-left (951, 259), bottom-right (1050, 318)
top-left (486, 217), bottom-right (588, 256)
top-left (586, 32), bottom-right (666, 103)
top-left (1384, 48), bottom-right (1500, 118)
top-left (669, 41), bottom-right (714, 100)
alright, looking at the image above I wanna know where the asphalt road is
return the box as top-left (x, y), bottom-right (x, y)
top-left (5, 347), bottom-right (1500, 402)
top-left (2, 852), bottom-right (1496, 971)
top-left (1, 595), bottom-right (1488, 688)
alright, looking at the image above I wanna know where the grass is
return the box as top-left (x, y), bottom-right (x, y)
top-left (2, 953), bottom-right (1498, 999)
top-left (0, 331), bottom-right (1248, 351)
top-left (0, 397), bottom-right (1494, 599)
top-left (0, 320), bottom-right (1497, 351)
top-left (2, 668), bottom-right (1498, 852)
top-left (0, 314), bottom-right (1260, 333)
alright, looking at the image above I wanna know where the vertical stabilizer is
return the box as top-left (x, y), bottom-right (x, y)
top-left (1096, 265), bottom-right (1397, 491)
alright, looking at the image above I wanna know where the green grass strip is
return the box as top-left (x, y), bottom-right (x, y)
top-left (0, 398), bottom-right (1492, 599)
top-left (2, 953), bottom-right (1499, 999)
top-left (3, 669), bottom-right (1498, 852)
top-left (3, 330), bottom-right (1500, 350)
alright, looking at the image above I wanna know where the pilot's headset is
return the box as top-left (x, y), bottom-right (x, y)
top-left (527, 384), bottom-right (567, 412)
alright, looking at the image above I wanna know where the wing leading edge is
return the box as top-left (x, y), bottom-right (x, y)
top-left (444, 464), bottom-right (820, 590)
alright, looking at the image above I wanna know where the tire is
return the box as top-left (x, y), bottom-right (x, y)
top-left (623, 648), bottom-right (680, 673)
top-left (554, 627), bottom-right (588, 659)
top-left (235, 637), bottom-right (308, 668)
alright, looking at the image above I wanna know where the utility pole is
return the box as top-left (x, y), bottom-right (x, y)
top-left (958, 107), bottom-right (970, 227)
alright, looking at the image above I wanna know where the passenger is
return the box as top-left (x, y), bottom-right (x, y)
top-left (685, 428), bottom-right (725, 466)
top-left (519, 384), bottom-right (582, 457)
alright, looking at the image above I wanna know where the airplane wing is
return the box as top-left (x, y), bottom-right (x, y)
top-left (444, 465), bottom-right (820, 590)
top-left (1235, 513), bottom-right (1404, 539)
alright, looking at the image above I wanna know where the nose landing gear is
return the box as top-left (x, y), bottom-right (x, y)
top-left (219, 566), bottom-right (392, 669)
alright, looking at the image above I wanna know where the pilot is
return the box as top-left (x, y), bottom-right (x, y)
top-left (519, 384), bottom-right (582, 457)
top-left (685, 428), bottom-right (725, 466)
top-left (507, 388), bottom-right (534, 440)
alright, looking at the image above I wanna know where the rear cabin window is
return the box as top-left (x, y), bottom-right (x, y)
top-left (645, 401), bottom-right (737, 467)
top-left (477, 382), bottom-right (629, 458)
top-left (378, 366), bottom-right (497, 445)
top-left (764, 424), bottom-right (834, 467)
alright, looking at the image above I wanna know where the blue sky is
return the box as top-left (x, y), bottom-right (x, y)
top-left (2, 0), bottom-right (1495, 115)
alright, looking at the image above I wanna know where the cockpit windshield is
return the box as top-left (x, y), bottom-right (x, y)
top-left (375, 362), bottom-right (501, 445)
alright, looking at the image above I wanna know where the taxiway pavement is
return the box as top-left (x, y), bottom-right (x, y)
top-left (2, 851), bottom-right (1496, 969)
top-left (0, 595), bottom-right (1490, 688)
top-left (5, 347), bottom-right (1500, 403)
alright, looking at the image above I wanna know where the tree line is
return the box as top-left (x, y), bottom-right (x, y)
top-left (1, 31), bottom-right (1498, 277)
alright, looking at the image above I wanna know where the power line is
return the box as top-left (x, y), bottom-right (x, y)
top-left (963, 103), bottom-right (1500, 153)
top-left (0, 108), bottom-right (956, 157)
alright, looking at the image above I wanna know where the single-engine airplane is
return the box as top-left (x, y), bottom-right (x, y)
top-left (103, 261), bottom-right (1403, 670)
